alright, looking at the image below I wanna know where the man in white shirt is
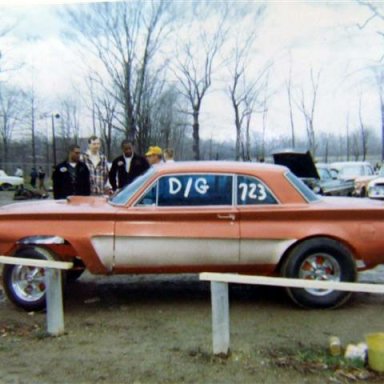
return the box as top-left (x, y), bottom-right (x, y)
top-left (109, 140), bottom-right (150, 191)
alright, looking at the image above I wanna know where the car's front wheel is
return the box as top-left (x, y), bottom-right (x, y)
top-left (2, 247), bottom-right (56, 311)
top-left (0, 183), bottom-right (13, 191)
top-left (281, 238), bottom-right (356, 309)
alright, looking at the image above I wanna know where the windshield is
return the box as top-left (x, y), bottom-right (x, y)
top-left (317, 167), bottom-right (331, 181)
top-left (339, 165), bottom-right (363, 177)
top-left (109, 168), bottom-right (156, 206)
top-left (285, 171), bottom-right (320, 202)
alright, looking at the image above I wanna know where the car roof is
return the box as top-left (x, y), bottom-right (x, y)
top-left (153, 161), bottom-right (288, 176)
top-left (330, 161), bottom-right (371, 167)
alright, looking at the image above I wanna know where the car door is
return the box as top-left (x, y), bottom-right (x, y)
top-left (237, 174), bottom-right (296, 268)
top-left (113, 173), bottom-right (240, 271)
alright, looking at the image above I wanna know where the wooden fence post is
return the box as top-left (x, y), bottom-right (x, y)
top-left (211, 281), bottom-right (230, 356)
top-left (45, 268), bottom-right (65, 336)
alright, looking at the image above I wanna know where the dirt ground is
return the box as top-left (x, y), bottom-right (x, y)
top-left (1, 191), bottom-right (384, 384)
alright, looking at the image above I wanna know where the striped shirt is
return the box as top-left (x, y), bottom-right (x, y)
top-left (82, 151), bottom-right (109, 195)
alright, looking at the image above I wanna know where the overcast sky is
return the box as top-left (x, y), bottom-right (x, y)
top-left (0, 0), bottom-right (383, 145)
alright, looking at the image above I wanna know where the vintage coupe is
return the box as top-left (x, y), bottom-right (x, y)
top-left (1, 161), bottom-right (384, 310)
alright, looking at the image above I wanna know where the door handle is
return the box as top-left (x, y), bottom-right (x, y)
top-left (217, 214), bottom-right (235, 220)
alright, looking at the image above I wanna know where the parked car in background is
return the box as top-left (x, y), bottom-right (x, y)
top-left (330, 161), bottom-right (374, 186)
top-left (367, 169), bottom-right (384, 199)
top-left (0, 170), bottom-right (24, 191)
top-left (315, 163), bottom-right (354, 196)
top-left (272, 149), bottom-right (353, 196)
top-left (3, 161), bottom-right (384, 312)
top-left (354, 166), bottom-right (383, 197)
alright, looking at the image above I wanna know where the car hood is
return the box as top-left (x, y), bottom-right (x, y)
top-left (272, 149), bottom-right (319, 179)
top-left (0, 176), bottom-right (23, 182)
top-left (0, 196), bottom-right (114, 216)
top-left (369, 177), bottom-right (384, 187)
top-left (355, 175), bottom-right (377, 183)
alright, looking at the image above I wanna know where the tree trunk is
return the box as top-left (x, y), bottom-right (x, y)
top-left (192, 109), bottom-right (200, 160)
top-left (381, 95), bottom-right (384, 161)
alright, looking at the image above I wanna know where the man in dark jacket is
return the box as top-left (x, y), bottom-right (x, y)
top-left (109, 140), bottom-right (150, 191)
top-left (52, 144), bottom-right (91, 199)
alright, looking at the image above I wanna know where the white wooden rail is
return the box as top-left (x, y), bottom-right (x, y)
top-left (199, 272), bottom-right (384, 355)
top-left (0, 256), bottom-right (73, 336)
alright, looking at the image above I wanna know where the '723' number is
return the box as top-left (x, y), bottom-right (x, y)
top-left (238, 182), bottom-right (267, 202)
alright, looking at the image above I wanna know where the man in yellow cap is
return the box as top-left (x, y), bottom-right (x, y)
top-left (145, 146), bottom-right (163, 165)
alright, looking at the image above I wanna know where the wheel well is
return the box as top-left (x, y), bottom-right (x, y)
top-left (15, 239), bottom-right (80, 265)
top-left (275, 235), bottom-right (356, 274)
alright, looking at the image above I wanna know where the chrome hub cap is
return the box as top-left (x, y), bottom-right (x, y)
top-left (11, 265), bottom-right (46, 303)
top-left (299, 253), bottom-right (340, 296)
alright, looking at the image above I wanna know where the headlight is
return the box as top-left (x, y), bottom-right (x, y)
top-left (312, 185), bottom-right (321, 194)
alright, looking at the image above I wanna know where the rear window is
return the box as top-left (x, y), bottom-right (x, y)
top-left (285, 171), bottom-right (319, 202)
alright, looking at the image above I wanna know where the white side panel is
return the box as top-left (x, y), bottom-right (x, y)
top-left (114, 237), bottom-right (239, 266)
top-left (91, 236), bottom-right (114, 270)
top-left (240, 239), bottom-right (296, 264)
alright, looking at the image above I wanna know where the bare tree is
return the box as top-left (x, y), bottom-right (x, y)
top-left (351, 130), bottom-right (361, 160)
top-left (372, 67), bottom-right (384, 161)
top-left (0, 85), bottom-right (24, 170)
top-left (95, 96), bottom-right (117, 160)
top-left (59, 97), bottom-right (81, 153)
top-left (65, 1), bottom-right (172, 153)
top-left (227, 45), bottom-right (270, 160)
top-left (357, 2), bottom-right (384, 160)
top-left (26, 86), bottom-right (38, 168)
top-left (358, 93), bottom-right (370, 160)
top-left (174, 5), bottom-right (228, 160)
top-left (296, 68), bottom-right (321, 155)
top-left (345, 112), bottom-right (350, 161)
top-left (286, 54), bottom-right (296, 147)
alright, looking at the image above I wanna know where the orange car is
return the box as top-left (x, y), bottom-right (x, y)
top-left (1, 161), bottom-right (384, 310)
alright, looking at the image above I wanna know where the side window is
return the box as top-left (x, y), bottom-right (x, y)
top-left (158, 174), bottom-right (233, 207)
top-left (237, 175), bottom-right (277, 205)
top-left (136, 183), bottom-right (157, 206)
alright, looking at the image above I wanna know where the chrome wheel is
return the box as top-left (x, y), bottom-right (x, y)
top-left (299, 253), bottom-right (341, 296)
top-left (11, 265), bottom-right (46, 303)
top-left (282, 237), bottom-right (356, 308)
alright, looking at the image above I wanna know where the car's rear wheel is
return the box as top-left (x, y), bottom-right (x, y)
top-left (2, 247), bottom-right (57, 311)
top-left (281, 238), bottom-right (356, 309)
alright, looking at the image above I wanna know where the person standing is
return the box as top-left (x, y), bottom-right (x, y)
top-left (30, 168), bottom-right (37, 188)
top-left (82, 135), bottom-right (109, 195)
top-left (145, 146), bottom-right (163, 165)
top-left (37, 166), bottom-right (46, 192)
top-left (109, 140), bottom-right (149, 191)
top-left (163, 148), bottom-right (175, 163)
top-left (52, 144), bottom-right (90, 199)
top-left (15, 166), bottom-right (23, 177)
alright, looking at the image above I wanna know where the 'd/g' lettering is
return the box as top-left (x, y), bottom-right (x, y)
top-left (168, 177), bottom-right (210, 198)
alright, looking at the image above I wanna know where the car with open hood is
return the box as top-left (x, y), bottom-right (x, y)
top-left (272, 149), bottom-right (354, 196)
top-left (1, 161), bottom-right (384, 311)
